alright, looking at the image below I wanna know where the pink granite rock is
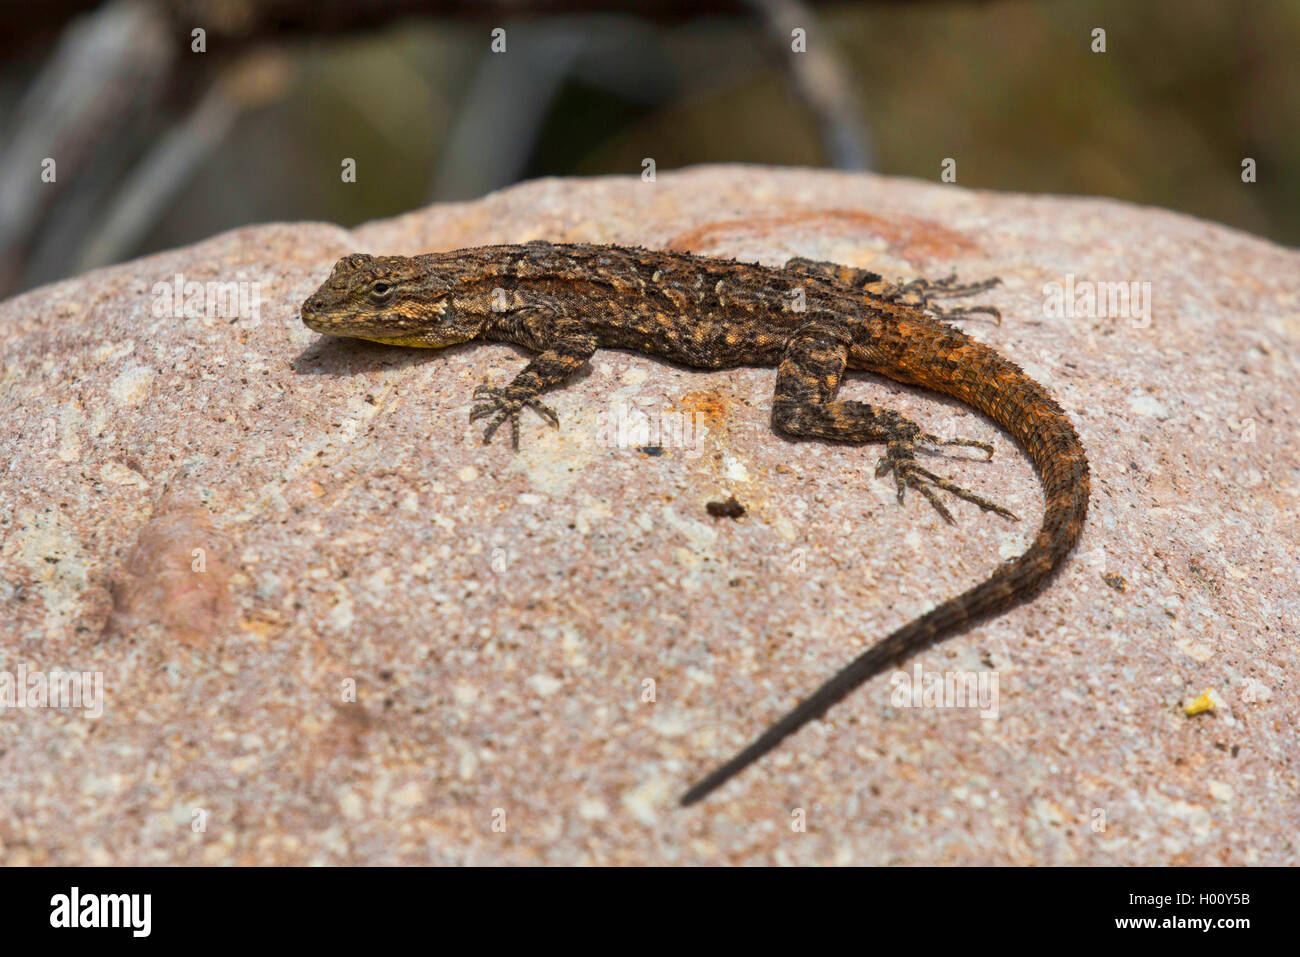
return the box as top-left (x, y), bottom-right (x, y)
top-left (0, 166), bottom-right (1296, 864)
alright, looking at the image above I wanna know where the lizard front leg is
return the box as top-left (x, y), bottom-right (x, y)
top-left (773, 326), bottom-right (1016, 523)
top-left (472, 318), bottom-right (597, 449)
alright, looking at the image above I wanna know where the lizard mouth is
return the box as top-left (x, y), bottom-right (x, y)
top-left (301, 309), bottom-right (357, 335)
top-left (300, 301), bottom-right (328, 330)
top-left (301, 311), bottom-right (451, 348)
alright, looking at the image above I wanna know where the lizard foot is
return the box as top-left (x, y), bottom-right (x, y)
top-left (874, 274), bottom-right (1003, 325)
top-left (875, 435), bottom-right (1018, 524)
top-left (469, 383), bottom-right (559, 450)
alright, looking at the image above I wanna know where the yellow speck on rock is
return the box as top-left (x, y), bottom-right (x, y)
top-left (1184, 688), bottom-right (1222, 716)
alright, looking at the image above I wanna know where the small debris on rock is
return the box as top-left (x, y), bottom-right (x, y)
top-left (1184, 688), bottom-right (1223, 716)
top-left (706, 496), bottom-right (745, 519)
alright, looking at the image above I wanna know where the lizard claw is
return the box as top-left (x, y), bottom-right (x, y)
top-left (470, 383), bottom-right (559, 450)
top-left (918, 431), bottom-right (995, 461)
top-left (876, 438), bottom-right (1017, 523)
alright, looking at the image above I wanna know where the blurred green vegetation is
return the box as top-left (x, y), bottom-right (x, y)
top-left (143, 0), bottom-right (1299, 257)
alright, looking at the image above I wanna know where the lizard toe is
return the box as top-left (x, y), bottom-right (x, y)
top-left (878, 441), bottom-right (1017, 523)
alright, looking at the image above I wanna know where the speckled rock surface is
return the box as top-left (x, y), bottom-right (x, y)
top-left (1, 166), bottom-right (1297, 865)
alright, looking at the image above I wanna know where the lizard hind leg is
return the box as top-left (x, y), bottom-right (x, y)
top-left (783, 256), bottom-right (1002, 325)
top-left (871, 272), bottom-right (1003, 325)
top-left (783, 256), bottom-right (883, 290)
top-left (874, 434), bottom-right (1017, 524)
top-left (772, 328), bottom-right (1016, 524)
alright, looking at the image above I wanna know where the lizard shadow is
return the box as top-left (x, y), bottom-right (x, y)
top-left (289, 337), bottom-right (571, 384)
top-left (289, 336), bottom-right (472, 377)
top-left (291, 338), bottom-right (1004, 467)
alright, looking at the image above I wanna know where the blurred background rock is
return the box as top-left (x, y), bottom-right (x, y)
top-left (0, 0), bottom-right (1295, 297)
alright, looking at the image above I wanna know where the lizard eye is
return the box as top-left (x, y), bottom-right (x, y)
top-left (371, 282), bottom-right (393, 299)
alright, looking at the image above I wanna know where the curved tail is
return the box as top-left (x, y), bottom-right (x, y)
top-left (681, 338), bottom-right (1089, 805)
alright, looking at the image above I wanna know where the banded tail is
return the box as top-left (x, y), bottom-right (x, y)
top-left (681, 333), bottom-right (1089, 806)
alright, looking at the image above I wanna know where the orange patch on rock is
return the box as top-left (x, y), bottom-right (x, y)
top-left (107, 505), bottom-right (233, 646)
top-left (667, 208), bottom-right (980, 262)
top-left (674, 389), bottom-right (729, 425)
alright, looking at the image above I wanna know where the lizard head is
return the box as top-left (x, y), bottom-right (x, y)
top-left (301, 253), bottom-right (483, 348)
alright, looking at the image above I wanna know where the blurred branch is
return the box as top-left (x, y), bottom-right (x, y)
top-left (748, 0), bottom-right (874, 169)
top-left (2, 0), bottom-right (835, 51)
top-left (1, 0), bottom-right (879, 294)
top-left (74, 51), bottom-right (293, 273)
top-left (431, 22), bottom-right (585, 201)
top-left (0, 0), bottom-right (173, 293)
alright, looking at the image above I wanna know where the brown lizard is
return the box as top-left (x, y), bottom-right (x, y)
top-left (300, 241), bottom-right (1090, 806)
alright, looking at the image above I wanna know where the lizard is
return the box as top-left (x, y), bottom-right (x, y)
top-left (300, 241), bottom-right (1090, 806)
